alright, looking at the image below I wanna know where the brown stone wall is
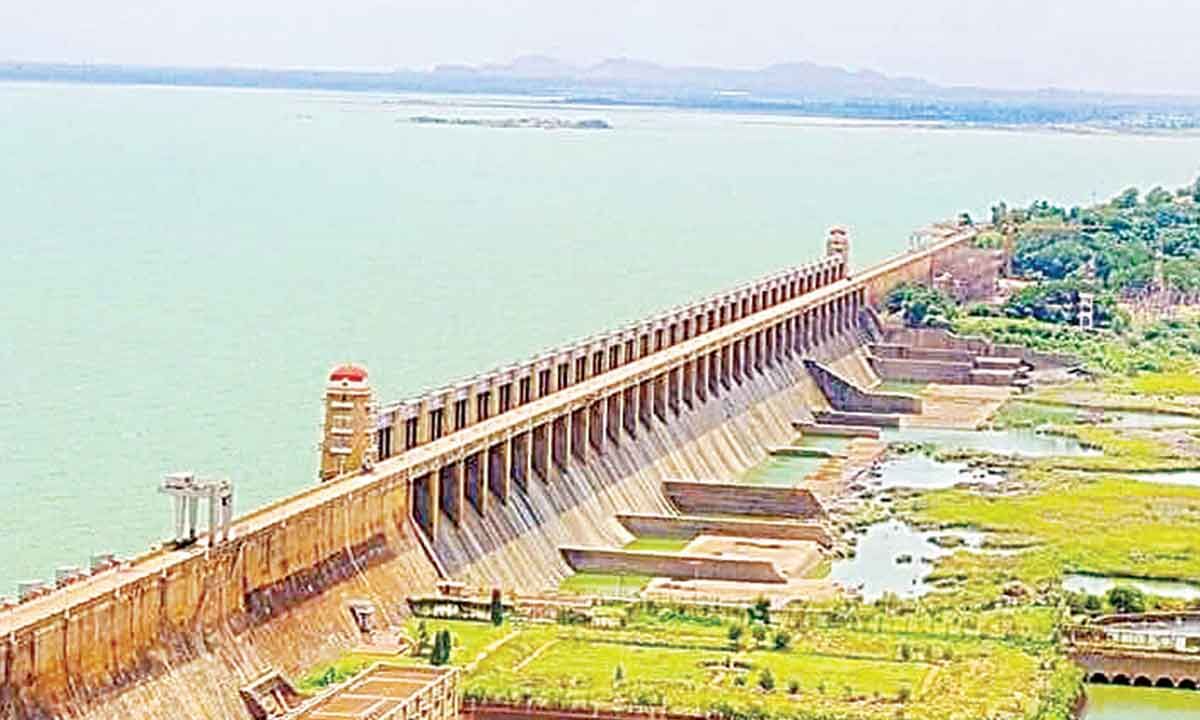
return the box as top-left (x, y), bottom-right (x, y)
top-left (869, 344), bottom-right (976, 364)
top-left (559, 547), bottom-right (786, 584)
top-left (882, 327), bottom-right (1077, 369)
top-left (1, 476), bottom-right (438, 718)
top-left (615, 514), bottom-right (832, 547)
top-left (663, 481), bottom-right (826, 520)
top-left (804, 359), bottom-right (922, 414)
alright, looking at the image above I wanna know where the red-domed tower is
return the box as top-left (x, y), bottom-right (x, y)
top-left (319, 363), bottom-right (376, 481)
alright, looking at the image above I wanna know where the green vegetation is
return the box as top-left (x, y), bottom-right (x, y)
top-left (988, 400), bottom-right (1079, 429)
top-left (1003, 279), bottom-right (1121, 328)
top-left (1000, 179), bottom-right (1200, 294)
top-left (901, 470), bottom-right (1200, 604)
top-left (456, 605), bottom-right (1077, 720)
top-left (885, 283), bottom-right (957, 328)
top-left (490, 588), bottom-right (504, 626)
top-left (559, 571), bottom-right (651, 597)
top-left (874, 380), bottom-right (929, 395)
top-left (430, 628), bottom-right (453, 665)
top-left (953, 314), bottom-right (1200, 375)
top-left (623, 536), bottom-right (693, 553)
top-left (297, 652), bottom-right (396, 692)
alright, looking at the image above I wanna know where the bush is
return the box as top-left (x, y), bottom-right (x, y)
top-left (757, 668), bottom-right (775, 692)
top-left (748, 596), bottom-right (771, 625)
top-left (772, 631), bottom-right (791, 651)
top-left (727, 624), bottom-right (744, 642)
top-left (1107, 586), bottom-right (1147, 614)
top-left (786, 679), bottom-right (800, 695)
top-left (751, 624), bottom-right (767, 645)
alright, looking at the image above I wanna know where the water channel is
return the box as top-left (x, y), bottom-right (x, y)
top-left (1082, 685), bottom-right (1200, 719)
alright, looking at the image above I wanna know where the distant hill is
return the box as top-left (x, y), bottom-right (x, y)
top-left (4, 55), bottom-right (1200, 129)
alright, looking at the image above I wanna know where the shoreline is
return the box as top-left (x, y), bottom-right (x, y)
top-left (4, 77), bottom-right (1200, 138)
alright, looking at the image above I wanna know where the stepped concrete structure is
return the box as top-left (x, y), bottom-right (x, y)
top-left (0, 223), bottom-right (1026, 720)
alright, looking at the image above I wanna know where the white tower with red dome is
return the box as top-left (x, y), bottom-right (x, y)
top-left (319, 363), bottom-right (376, 482)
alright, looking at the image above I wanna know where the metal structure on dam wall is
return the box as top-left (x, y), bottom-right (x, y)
top-left (0, 224), bottom-right (987, 718)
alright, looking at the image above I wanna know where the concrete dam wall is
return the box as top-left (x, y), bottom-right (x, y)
top-left (0, 225), bottom-right (984, 720)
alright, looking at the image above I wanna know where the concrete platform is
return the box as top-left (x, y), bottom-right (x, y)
top-left (642, 534), bottom-right (835, 605)
top-left (900, 383), bottom-right (1014, 429)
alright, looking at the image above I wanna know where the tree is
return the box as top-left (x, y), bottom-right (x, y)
top-left (1146, 186), bottom-right (1173, 206)
top-left (747, 596), bottom-right (771, 625)
top-left (430, 629), bottom-right (453, 666)
top-left (489, 587), bottom-right (504, 626)
top-left (727, 623), bottom-right (744, 642)
top-left (772, 630), bottom-right (791, 651)
top-left (1106, 586), bottom-right (1147, 614)
top-left (752, 623), bottom-right (767, 646)
top-left (414, 620), bottom-right (429, 653)
top-left (757, 668), bottom-right (775, 692)
top-left (1114, 187), bottom-right (1139, 209)
top-left (613, 663), bottom-right (625, 686)
top-left (990, 201), bottom-right (1008, 226)
top-left (885, 283), bottom-right (957, 328)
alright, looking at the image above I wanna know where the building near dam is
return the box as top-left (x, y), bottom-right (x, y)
top-left (1, 224), bottom-right (1025, 720)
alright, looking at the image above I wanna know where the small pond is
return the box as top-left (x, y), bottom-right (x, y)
top-left (796, 434), bottom-right (851, 452)
top-left (739, 454), bottom-right (826, 486)
top-left (1105, 410), bottom-right (1200, 429)
top-left (866, 453), bottom-right (993, 490)
top-left (1115, 469), bottom-right (1200, 487)
top-left (880, 426), bottom-right (1099, 457)
top-left (829, 519), bottom-right (983, 601)
top-left (1063, 573), bottom-right (1200, 601)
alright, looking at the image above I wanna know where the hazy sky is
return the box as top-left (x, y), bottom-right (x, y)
top-left (2, 0), bottom-right (1196, 95)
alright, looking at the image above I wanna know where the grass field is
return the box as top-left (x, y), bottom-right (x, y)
top-left (459, 609), bottom-right (1076, 720)
top-left (559, 571), bottom-right (652, 597)
top-left (988, 401), bottom-right (1079, 429)
top-left (623, 536), bottom-right (692, 553)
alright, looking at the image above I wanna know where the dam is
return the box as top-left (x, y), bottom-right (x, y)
top-left (0, 224), bottom-right (1013, 719)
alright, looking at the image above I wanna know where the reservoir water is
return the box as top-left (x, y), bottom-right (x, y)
top-left (5, 81), bottom-right (1200, 593)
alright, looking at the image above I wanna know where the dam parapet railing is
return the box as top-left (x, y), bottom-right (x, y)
top-left (370, 247), bottom-right (850, 464)
top-left (0, 222), bottom-right (981, 703)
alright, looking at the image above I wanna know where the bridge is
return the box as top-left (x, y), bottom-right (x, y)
top-left (0, 223), bottom-right (1000, 714)
top-left (1067, 614), bottom-right (1200, 691)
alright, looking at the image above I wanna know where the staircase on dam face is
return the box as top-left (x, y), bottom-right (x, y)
top-left (867, 342), bottom-right (1030, 388)
top-left (862, 324), bottom-right (1082, 390)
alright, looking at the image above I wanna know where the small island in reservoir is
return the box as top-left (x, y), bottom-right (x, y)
top-left (408, 115), bottom-right (611, 130)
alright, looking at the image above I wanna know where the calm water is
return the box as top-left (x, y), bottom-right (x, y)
top-left (829, 519), bottom-right (984, 601)
top-left (1063, 573), bottom-right (1200, 600)
top-left (881, 427), bottom-right (1099, 456)
top-left (1083, 686), bottom-right (1200, 719)
top-left (4, 81), bottom-right (1200, 593)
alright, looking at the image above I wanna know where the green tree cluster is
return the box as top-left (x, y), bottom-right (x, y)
top-left (885, 283), bottom-right (957, 328)
top-left (1002, 279), bottom-right (1121, 328)
top-left (1002, 176), bottom-right (1200, 302)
